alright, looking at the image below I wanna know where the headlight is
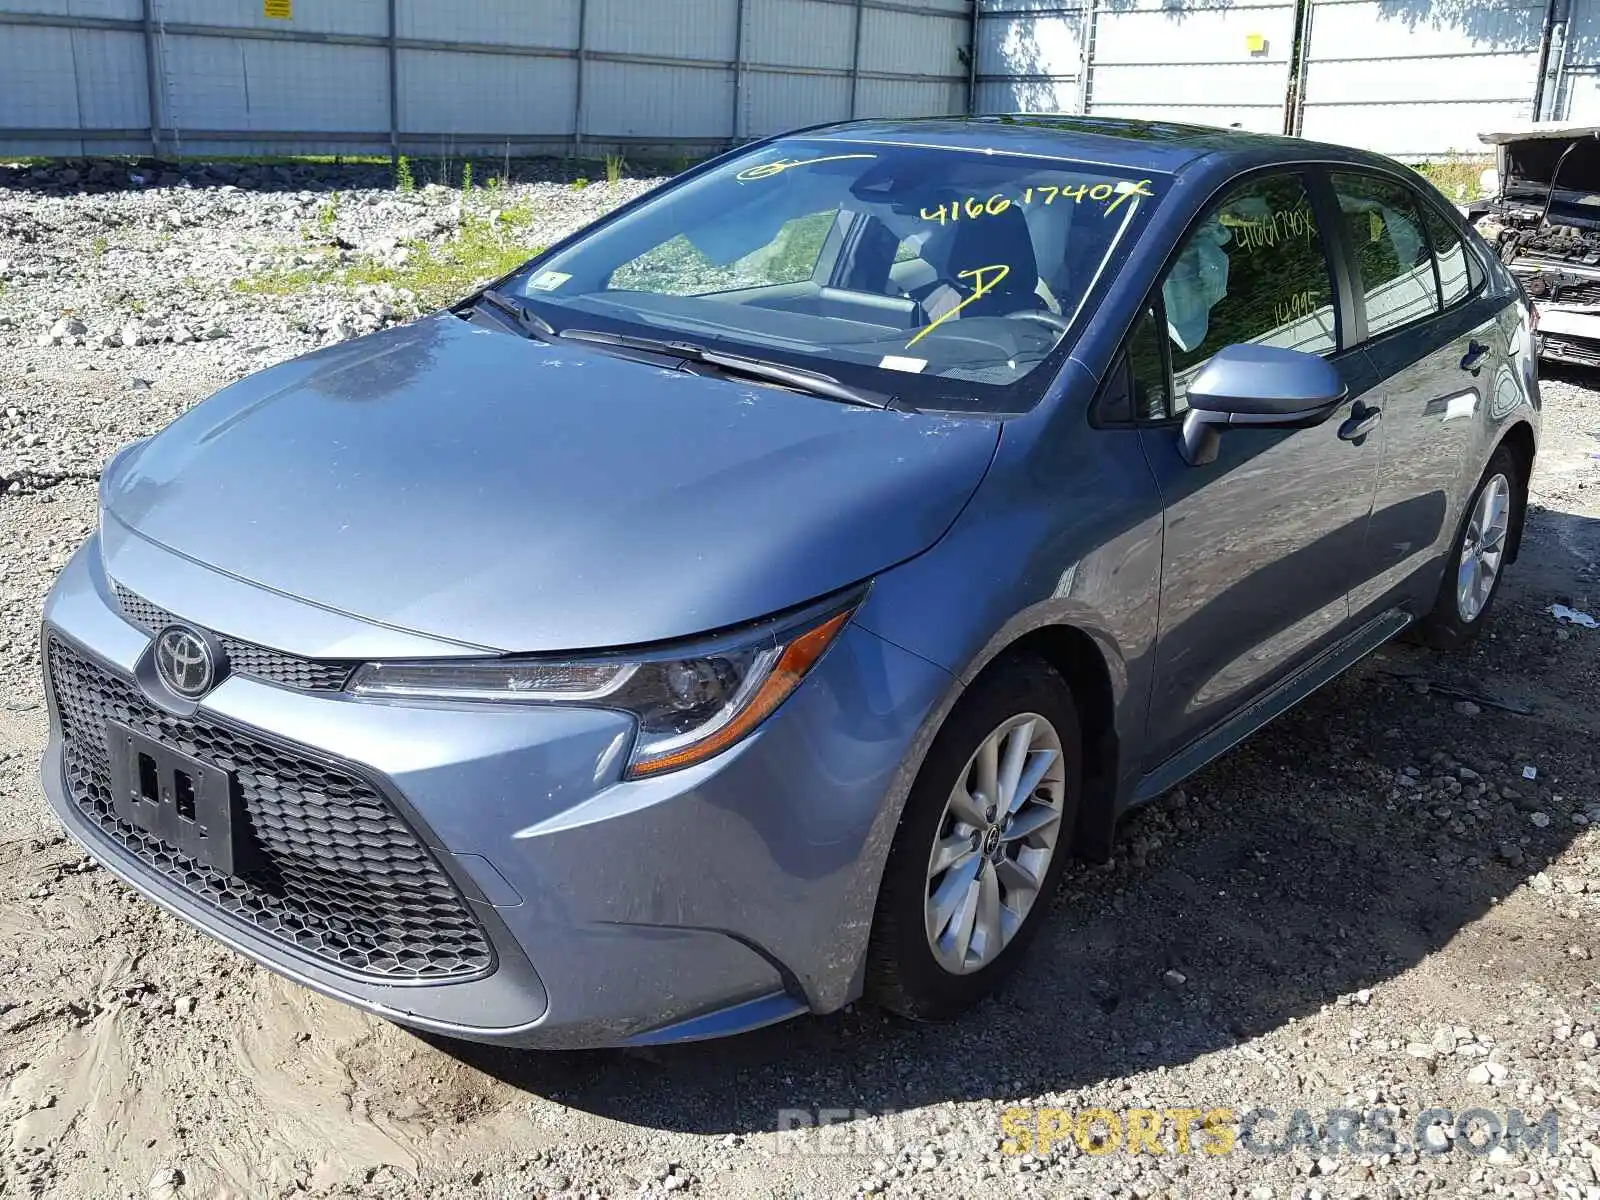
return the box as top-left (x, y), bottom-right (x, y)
top-left (346, 599), bottom-right (858, 778)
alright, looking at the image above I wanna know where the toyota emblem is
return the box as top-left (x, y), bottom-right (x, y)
top-left (155, 625), bottom-right (217, 699)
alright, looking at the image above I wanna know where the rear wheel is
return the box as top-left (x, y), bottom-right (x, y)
top-left (865, 654), bottom-right (1081, 1020)
top-left (1417, 446), bottom-right (1521, 649)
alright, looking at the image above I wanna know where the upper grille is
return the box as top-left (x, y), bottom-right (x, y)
top-left (112, 582), bottom-right (355, 692)
top-left (1548, 278), bottom-right (1600, 306)
top-left (48, 636), bottom-right (494, 982)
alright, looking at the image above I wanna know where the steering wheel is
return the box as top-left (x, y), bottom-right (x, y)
top-left (1008, 309), bottom-right (1071, 334)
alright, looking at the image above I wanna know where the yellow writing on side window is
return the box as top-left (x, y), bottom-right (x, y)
top-left (263, 0), bottom-right (291, 18)
top-left (1274, 289), bottom-right (1319, 326)
top-left (1223, 204), bottom-right (1316, 252)
top-left (906, 264), bottom-right (1011, 348)
top-left (734, 154), bottom-right (876, 183)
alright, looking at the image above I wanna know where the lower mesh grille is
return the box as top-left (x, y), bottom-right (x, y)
top-left (48, 636), bottom-right (494, 982)
top-left (1542, 332), bottom-right (1600, 367)
top-left (112, 582), bottom-right (356, 692)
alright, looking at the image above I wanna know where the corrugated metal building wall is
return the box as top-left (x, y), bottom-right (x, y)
top-left (0, 0), bottom-right (971, 158)
top-left (1294, 0), bottom-right (1546, 157)
top-left (972, 0), bottom-right (1578, 158)
top-left (974, 0), bottom-right (1083, 114)
top-left (1086, 0), bottom-right (1298, 134)
top-left (1545, 0), bottom-right (1600, 122)
top-left (12, 0), bottom-right (1600, 162)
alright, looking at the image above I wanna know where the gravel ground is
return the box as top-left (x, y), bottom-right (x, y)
top-left (4, 159), bottom-right (1600, 1200)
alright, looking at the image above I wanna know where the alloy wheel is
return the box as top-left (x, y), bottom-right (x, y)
top-left (1457, 473), bottom-right (1511, 624)
top-left (924, 713), bottom-right (1066, 975)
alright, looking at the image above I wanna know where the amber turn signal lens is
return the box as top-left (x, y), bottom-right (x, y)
top-left (626, 609), bottom-right (852, 779)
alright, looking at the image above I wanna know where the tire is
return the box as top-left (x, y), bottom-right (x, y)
top-left (865, 653), bottom-right (1082, 1020)
top-left (1416, 446), bottom-right (1522, 650)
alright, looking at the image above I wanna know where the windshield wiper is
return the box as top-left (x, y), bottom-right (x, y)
top-left (473, 287), bottom-right (557, 340)
top-left (557, 329), bottom-right (891, 409)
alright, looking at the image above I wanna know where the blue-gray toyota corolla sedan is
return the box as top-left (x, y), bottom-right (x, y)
top-left (41, 117), bottom-right (1539, 1049)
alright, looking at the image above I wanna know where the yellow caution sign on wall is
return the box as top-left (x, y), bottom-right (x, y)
top-left (264, 0), bottom-right (291, 19)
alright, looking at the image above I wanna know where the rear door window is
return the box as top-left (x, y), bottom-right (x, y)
top-left (1160, 172), bottom-right (1338, 413)
top-left (1419, 202), bottom-right (1475, 307)
top-left (1332, 172), bottom-right (1441, 337)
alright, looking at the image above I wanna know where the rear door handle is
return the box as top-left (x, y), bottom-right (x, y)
top-left (1460, 340), bottom-right (1490, 372)
top-left (1338, 402), bottom-right (1381, 442)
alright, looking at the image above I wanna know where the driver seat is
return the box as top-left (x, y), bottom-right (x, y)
top-left (911, 204), bottom-right (1046, 326)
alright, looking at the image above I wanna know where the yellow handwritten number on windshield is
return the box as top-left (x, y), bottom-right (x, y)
top-left (735, 154), bottom-right (877, 182)
top-left (906, 264), bottom-right (1011, 348)
top-left (1105, 178), bottom-right (1155, 217)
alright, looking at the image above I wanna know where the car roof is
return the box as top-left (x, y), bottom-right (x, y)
top-left (803, 114), bottom-right (1392, 177)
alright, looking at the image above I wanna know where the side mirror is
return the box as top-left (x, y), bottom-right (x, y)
top-left (1178, 344), bottom-right (1348, 466)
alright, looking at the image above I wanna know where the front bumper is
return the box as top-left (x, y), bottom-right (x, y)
top-left (1503, 254), bottom-right (1600, 365)
top-left (40, 533), bottom-right (952, 1048)
top-left (1529, 305), bottom-right (1600, 367)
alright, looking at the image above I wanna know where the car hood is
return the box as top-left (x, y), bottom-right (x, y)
top-left (1481, 126), bottom-right (1600, 228)
top-left (102, 314), bottom-right (1000, 653)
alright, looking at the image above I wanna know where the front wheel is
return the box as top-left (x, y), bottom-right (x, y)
top-left (1417, 446), bottom-right (1521, 649)
top-left (865, 654), bottom-right (1081, 1020)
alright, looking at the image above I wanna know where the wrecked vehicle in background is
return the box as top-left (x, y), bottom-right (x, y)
top-left (1473, 123), bottom-right (1600, 366)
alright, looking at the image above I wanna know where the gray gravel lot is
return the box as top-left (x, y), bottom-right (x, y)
top-left (3, 160), bottom-right (1600, 1200)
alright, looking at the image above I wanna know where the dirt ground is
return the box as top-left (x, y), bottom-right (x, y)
top-left (3, 358), bottom-right (1600, 1196)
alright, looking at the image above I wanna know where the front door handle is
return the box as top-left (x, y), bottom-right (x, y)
top-left (1338, 401), bottom-right (1381, 442)
top-left (1460, 340), bottom-right (1490, 372)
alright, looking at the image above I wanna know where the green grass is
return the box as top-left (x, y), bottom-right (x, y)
top-left (233, 209), bottom-right (544, 309)
top-left (605, 153), bottom-right (627, 185)
top-left (1413, 155), bottom-right (1492, 202)
top-left (395, 155), bottom-right (414, 193)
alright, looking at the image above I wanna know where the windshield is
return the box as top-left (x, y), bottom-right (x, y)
top-left (507, 138), bottom-right (1164, 412)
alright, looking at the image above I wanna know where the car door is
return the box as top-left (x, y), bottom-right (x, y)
top-left (1130, 169), bottom-right (1383, 768)
top-left (1330, 170), bottom-right (1511, 621)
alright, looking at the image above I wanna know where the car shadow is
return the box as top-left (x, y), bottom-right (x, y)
top-left (422, 505), bottom-right (1599, 1138)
